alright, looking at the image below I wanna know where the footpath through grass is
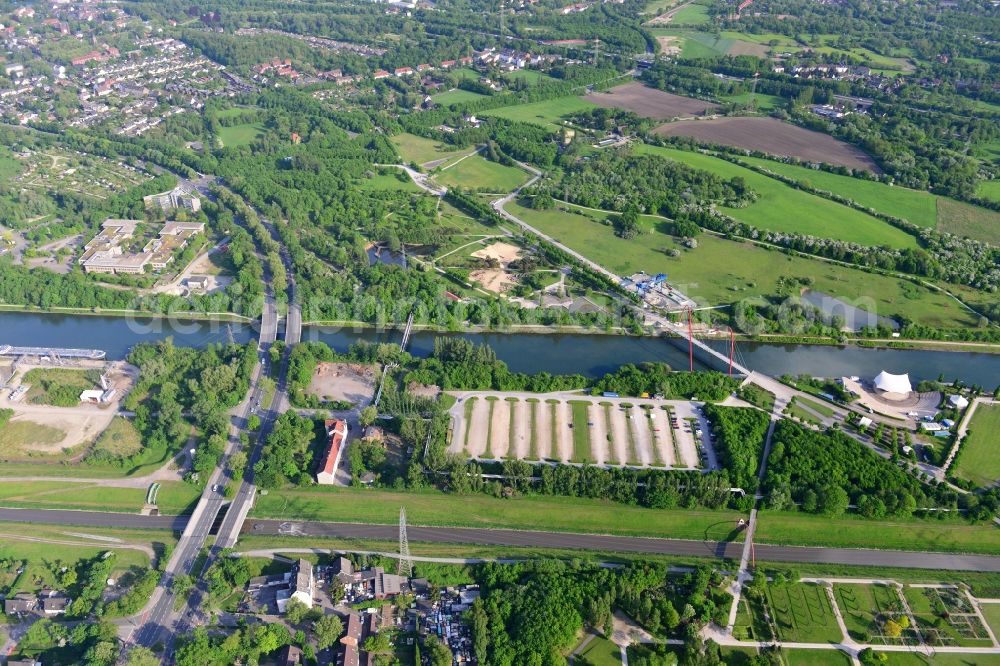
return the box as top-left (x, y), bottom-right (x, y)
top-left (253, 487), bottom-right (743, 541)
top-left (952, 404), bottom-right (1000, 488)
top-left (756, 510), bottom-right (1000, 555)
top-left (0, 480), bottom-right (201, 514)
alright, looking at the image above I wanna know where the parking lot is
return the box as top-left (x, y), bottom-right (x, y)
top-left (448, 391), bottom-right (718, 469)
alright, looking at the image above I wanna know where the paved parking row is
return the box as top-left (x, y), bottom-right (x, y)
top-left (448, 392), bottom-right (718, 469)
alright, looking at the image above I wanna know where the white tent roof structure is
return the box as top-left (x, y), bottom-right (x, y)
top-left (873, 371), bottom-right (912, 395)
top-left (949, 394), bottom-right (969, 409)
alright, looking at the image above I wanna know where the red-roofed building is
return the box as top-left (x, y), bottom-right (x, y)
top-left (394, 66), bottom-right (414, 77)
top-left (373, 70), bottom-right (391, 80)
top-left (440, 59), bottom-right (456, 69)
top-left (316, 419), bottom-right (348, 485)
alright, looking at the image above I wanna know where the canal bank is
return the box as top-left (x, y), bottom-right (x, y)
top-left (2, 311), bottom-right (999, 386)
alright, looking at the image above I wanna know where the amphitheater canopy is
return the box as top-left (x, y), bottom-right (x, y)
top-left (873, 371), bottom-right (912, 395)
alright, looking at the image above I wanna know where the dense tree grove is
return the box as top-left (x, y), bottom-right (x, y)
top-left (594, 364), bottom-right (740, 401)
top-left (763, 421), bottom-right (954, 518)
top-left (123, 340), bottom-right (257, 479)
top-left (703, 405), bottom-right (771, 492)
top-left (529, 150), bottom-right (756, 217)
top-left (471, 560), bottom-right (730, 666)
top-left (255, 411), bottom-right (318, 489)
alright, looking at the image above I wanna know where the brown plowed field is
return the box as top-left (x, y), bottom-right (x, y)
top-left (653, 116), bottom-right (881, 171)
top-left (584, 82), bottom-right (719, 120)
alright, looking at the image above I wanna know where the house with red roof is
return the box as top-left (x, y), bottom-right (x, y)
top-left (316, 419), bottom-right (348, 485)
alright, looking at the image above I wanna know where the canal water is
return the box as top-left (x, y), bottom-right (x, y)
top-left (1, 311), bottom-right (998, 386)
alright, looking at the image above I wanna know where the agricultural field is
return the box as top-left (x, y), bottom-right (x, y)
top-left (390, 132), bottom-right (472, 168)
top-left (639, 145), bottom-right (916, 247)
top-left (584, 82), bottom-right (719, 119)
top-left (447, 392), bottom-right (709, 468)
top-left (431, 88), bottom-right (487, 106)
top-left (951, 404), bottom-right (1000, 488)
top-left (755, 511), bottom-right (1000, 555)
top-left (480, 95), bottom-right (597, 129)
top-left (0, 480), bottom-right (200, 514)
top-left (252, 486), bottom-right (743, 540)
top-left (431, 154), bottom-right (529, 192)
top-left (505, 199), bottom-right (979, 329)
top-left (653, 117), bottom-right (881, 171)
top-left (12, 148), bottom-right (149, 200)
top-left (217, 122), bottom-right (266, 148)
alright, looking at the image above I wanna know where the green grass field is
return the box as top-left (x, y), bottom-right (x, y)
top-left (935, 197), bottom-right (1000, 245)
top-left (980, 603), bottom-right (1000, 637)
top-left (720, 92), bottom-right (785, 111)
top-left (797, 396), bottom-right (835, 418)
top-left (0, 420), bottom-right (66, 455)
top-left (252, 487), bottom-right (743, 540)
top-left (353, 171), bottom-right (421, 192)
top-left (756, 511), bottom-right (1000, 555)
top-left (636, 145), bottom-right (918, 248)
top-left (882, 654), bottom-right (1000, 665)
top-left (740, 156), bottom-right (938, 228)
top-left (952, 405), bottom-right (1000, 488)
top-left (977, 180), bottom-right (1000, 204)
top-left (390, 132), bottom-right (471, 167)
top-left (0, 538), bottom-right (151, 595)
top-left (719, 31), bottom-right (799, 47)
top-left (765, 582), bottom-right (843, 643)
top-left (0, 151), bottom-right (23, 184)
top-left (569, 401), bottom-right (592, 463)
top-left (653, 29), bottom-right (730, 58)
top-left (783, 649), bottom-right (851, 666)
top-left (218, 122), bottom-right (266, 148)
top-left (432, 154), bottom-right (528, 192)
top-left (576, 635), bottom-right (622, 665)
top-left (432, 88), bottom-right (487, 106)
top-left (669, 2), bottom-right (710, 25)
top-left (506, 200), bottom-right (979, 329)
top-left (480, 96), bottom-right (597, 129)
top-left (91, 417), bottom-right (142, 458)
top-left (0, 480), bottom-right (200, 514)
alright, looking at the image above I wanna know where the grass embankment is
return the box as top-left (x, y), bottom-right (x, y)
top-left (951, 404), bottom-right (1000, 488)
top-left (636, 144), bottom-right (918, 248)
top-left (253, 487), bottom-right (742, 541)
top-left (506, 200), bottom-right (979, 329)
top-left (0, 480), bottom-right (201, 514)
top-left (756, 511), bottom-right (1000, 555)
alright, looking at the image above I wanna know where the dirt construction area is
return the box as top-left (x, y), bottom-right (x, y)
top-left (307, 363), bottom-right (376, 405)
top-left (585, 82), bottom-right (719, 120)
top-left (653, 116), bottom-right (881, 171)
top-left (448, 390), bottom-right (717, 469)
top-left (0, 360), bottom-right (137, 458)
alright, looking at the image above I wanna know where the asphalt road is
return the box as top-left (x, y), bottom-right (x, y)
top-left (5, 507), bottom-right (1000, 572)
